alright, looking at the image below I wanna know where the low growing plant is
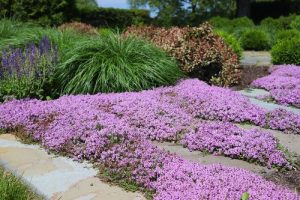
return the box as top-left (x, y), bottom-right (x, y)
top-left (55, 34), bottom-right (184, 94)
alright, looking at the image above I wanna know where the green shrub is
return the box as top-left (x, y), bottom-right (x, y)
top-left (260, 15), bottom-right (297, 32)
top-left (55, 34), bottom-right (184, 94)
top-left (260, 17), bottom-right (284, 31)
top-left (209, 16), bottom-right (231, 30)
top-left (271, 37), bottom-right (300, 65)
top-left (209, 16), bottom-right (254, 34)
top-left (0, 167), bottom-right (42, 200)
top-left (79, 7), bottom-right (151, 28)
top-left (277, 14), bottom-right (297, 30)
top-left (274, 29), bottom-right (300, 44)
top-left (291, 16), bottom-right (300, 31)
top-left (231, 17), bottom-right (255, 29)
top-left (240, 29), bottom-right (271, 51)
top-left (215, 30), bottom-right (243, 59)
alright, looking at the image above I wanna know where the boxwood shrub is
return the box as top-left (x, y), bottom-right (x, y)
top-left (271, 37), bottom-right (300, 65)
top-left (291, 16), bottom-right (300, 31)
top-left (274, 29), bottom-right (300, 45)
top-left (240, 29), bottom-right (271, 51)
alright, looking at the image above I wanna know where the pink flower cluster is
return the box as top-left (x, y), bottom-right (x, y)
top-left (252, 65), bottom-right (300, 108)
top-left (0, 79), bottom-right (299, 199)
top-left (181, 121), bottom-right (288, 168)
top-left (155, 159), bottom-right (298, 200)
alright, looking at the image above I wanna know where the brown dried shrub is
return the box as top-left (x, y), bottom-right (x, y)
top-left (124, 22), bottom-right (241, 86)
top-left (58, 22), bottom-right (98, 35)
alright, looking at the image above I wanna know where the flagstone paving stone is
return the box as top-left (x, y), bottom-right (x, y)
top-left (154, 141), bottom-right (274, 174)
top-left (0, 134), bottom-right (145, 200)
top-left (238, 88), bottom-right (300, 114)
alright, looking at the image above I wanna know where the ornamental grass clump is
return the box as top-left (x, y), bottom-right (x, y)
top-left (0, 167), bottom-right (42, 200)
top-left (0, 36), bottom-right (58, 100)
top-left (55, 34), bottom-right (184, 94)
top-left (124, 22), bottom-right (241, 87)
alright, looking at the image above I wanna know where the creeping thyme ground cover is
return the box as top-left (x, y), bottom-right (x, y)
top-left (252, 65), bottom-right (300, 108)
top-left (0, 79), bottom-right (299, 199)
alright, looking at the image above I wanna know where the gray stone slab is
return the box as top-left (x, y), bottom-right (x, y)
top-left (0, 134), bottom-right (145, 200)
top-left (248, 97), bottom-right (300, 114)
top-left (239, 88), bottom-right (270, 98)
top-left (237, 124), bottom-right (300, 155)
top-left (241, 51), bottom-right (272, 67)
top-left (154, 141), bottom-right (273, 174)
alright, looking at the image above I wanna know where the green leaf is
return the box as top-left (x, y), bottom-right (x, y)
top-left (241, 192), bottom-right (250, 200)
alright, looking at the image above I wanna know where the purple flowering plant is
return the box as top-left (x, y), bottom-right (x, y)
top-left (0, 79), bottom-right (300, 199)
top-left (0, 36), bottom-right (58, 101)
top-left (252, 65), bottom-right (300, 108)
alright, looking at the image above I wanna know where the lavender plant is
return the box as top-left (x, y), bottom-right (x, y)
top-left (0, 36), bottom-right (58, 101)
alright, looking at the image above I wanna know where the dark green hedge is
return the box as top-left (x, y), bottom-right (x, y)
top-left (79, 7), bottom-right (151, 28)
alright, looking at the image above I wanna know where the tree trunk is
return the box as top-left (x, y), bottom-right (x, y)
top-left (236, 0), bottom-right (251, 17)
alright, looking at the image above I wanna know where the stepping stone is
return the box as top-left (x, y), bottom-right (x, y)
top-left (0, 134), bottom-right (145, 200)
top-left (240, 51), bottom-right (272, 67)
top-left (238, 89), bottom-right (300, 114)
top-left (239, 88), bottom-right (270, 98)
top-left (238, 51), bottom-right (271, 88)
top-left (237, 124), bottom-right (300, 156)
top-left (248, 97), bottom-right (300, 114)
top-left (154, 141), bottom-right (274, 174)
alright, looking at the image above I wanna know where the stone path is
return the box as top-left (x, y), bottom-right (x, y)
top-left (155, 87), bottom-right (300, 178)
top-left (154, 142), bottom-right (273, 174)
top-left (236, 124), bottom-right (300, 155)
top-left (241, 51), bottom-right (272, 67)
top-left (0, 134), bottom-right (145, 200)
top-left (239, 88), bottom-right (300, 114)
top-left (239, 51), bottom-right (272, 87)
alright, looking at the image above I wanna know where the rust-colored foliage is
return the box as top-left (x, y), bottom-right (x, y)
top-left (124, 22), bottom-right (241, 86)
top-left (58, 22), bottom-right (98, 35)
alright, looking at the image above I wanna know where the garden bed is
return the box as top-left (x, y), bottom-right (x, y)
top-left (0, 79), bottom-right (299, 199)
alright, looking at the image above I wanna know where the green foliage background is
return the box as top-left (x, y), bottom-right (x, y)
top-left (0, 0), bottom-right (77, 26)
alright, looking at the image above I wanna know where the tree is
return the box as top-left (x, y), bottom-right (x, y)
top-left (76, 0), bottom-right (98, 11)
top-left (0, 0), bottom-right (77, 26)
top-left (129, 0), bottom-right (185, 26)
top-left (128, 0), bottom-right (236, 26)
